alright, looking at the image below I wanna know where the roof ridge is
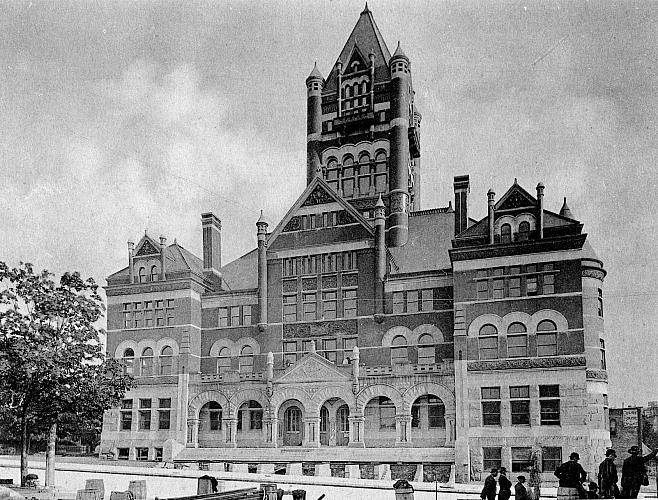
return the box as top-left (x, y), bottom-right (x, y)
top-left (410, 206), bottom-right (453, 216)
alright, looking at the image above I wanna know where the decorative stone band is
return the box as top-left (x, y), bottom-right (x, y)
top-left (585, 369), bottom-right (608, 381)
top-left (582, 268), bottom-right (606, 281)
top-left (283, 319), bottom-right (358, 338)
top-left (467, 355), bottom-right (586, 371)
top-left (388, 191), bottom-right (408, 214)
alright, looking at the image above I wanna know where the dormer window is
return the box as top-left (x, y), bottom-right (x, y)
top-left (150, 265), bottom-right (159, 282)
top-left (138, 267), bottom-right (146, 283)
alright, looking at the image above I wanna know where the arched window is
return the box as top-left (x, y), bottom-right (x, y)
top-left (345, 85), bottom-right (351, 98)
top-left (159, 346), bottom-right (173, 375)
top-left (518, 221), bottom-right (530, 241)
top-left (391, 335), bottom-right (408, 364)
top-left (501, 224), bottom-right (512, 244)
top-left (358, 152), bottom-right (371, 195)
top-left (122, 348), bottom-right (135, 375)
top-left (320, 406), bottom-right (329, 434)
top-left (537, 320), bottom-right (558, 356)
top-left (150, 265), bottom-right (159, 282)
top-left (478, 324), bottom-right (498, 360)
top-left (417, 334), bottom-right (435, 364)
top-left (342, 156), bottom-right (355, 197)
top-left (374, 151), bottom-right (387, 193)
top-left (507, 322), bottom-right (528, 358)
top-left (200, 401), bottom-right (222, 431)
top-left (140, 347), bottom-right (154, 376)
top-left (239, 345), bottom-right (254, 374)
top-left (411, 395), bottom-right (445, 429)
top-left (216, 347), bottom-right (231, 374)
top-left (237, 400), bottom-right (263, 431)
top-left (138, 267), bottom-right (146, 283)
top-left (361, 81), bottom-right (368, 95)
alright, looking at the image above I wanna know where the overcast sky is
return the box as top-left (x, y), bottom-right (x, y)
top-left (0, 0), bottom-right (656, 407)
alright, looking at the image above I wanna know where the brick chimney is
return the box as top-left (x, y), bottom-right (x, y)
top-left (201, 213), bottom-right (222, 278)
top-left (453, 175), bottom-right (470, 236)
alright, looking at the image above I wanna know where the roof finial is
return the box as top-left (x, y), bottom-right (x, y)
top-left (514, 177), bottom-right (518, 184)
top-left (362, 2), bottom-right (370, 14)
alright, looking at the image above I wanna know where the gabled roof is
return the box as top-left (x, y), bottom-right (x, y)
top-left (219, 249), bottom-right (258, 291)
top-left (324, 6), bottom-right (392, 92)
top-left (274, 351), bottom-right (351, 384)
top-left (495, 182), bottom-right (537, 211)
top-left (107, 239), bottom-right (204, 282)
top-left (134, 234), bottom-right (162, 257)
top-left (389, 209), bottom-right (454, 273)
top-left (267, 176), bottom-right (375, 248)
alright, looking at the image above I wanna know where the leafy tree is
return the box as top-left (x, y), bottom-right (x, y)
top-left (0, 262), bottom-right (133, 486)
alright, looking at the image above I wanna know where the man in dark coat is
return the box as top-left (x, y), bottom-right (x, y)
top-left (498, 467), bottom-right (513, 500)
top-left (555, 452), bottom-right (588, 500)
top-left (621, 445), bottom-right (658, 499)
top-left (481, 468), bottom-right (498, 500)
top-left (515, 476), bottom-right (531, 500)
top-left (598, 449), bottom-right (619, 499)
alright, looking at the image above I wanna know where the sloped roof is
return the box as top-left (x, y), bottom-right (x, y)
top-left (389, 209), bottom-right (454, 273)
top-left (219, 249), bottom-right (258, 291)
top-left (324, 6), bottom-right (392, 92)
top-left (107, 240), bottom-right (204, 282)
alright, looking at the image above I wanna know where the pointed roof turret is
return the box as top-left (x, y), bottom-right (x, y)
top-left (560, 197), bottom-right (575, 219)
top-left (375, 193), bottom-right (385, 208)
top-left (307, 61), bottom-right (323, 81)
top-left (324, 7), bottom-right (392, 92)
top-left (391, 41), bottom-right (409, 62)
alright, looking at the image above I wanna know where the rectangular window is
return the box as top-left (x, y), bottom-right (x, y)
top-left (477, 280), bottom-right (489, 300)
top-left (507, 334), bottom-right (528, 358)
top-left (158, 410), bottom-right (170, 430)
top-left (138, 410), bottom-right (151, 431)
top-left (322, 291), bottom-right (337, 319)
top-left (134, 311), bottom-right (143, 328)
top-left (303, 292), bottom-right (317, 321)
top-left (123, 313), bottom-right (132, 329)
top-left (117, 448), bottom-right (129, 460)
top-left (543, 273), bottom-right (555, 294)
top-left (323, 339), bottom-right (337, 364)
top-left (166, 299), bottom-right (174, 308)
top-left (283, 341), bottom-right (297, 367)
top-left (283, 295), bottom-right (297, 323)
top-left (393, 292), bottom-right (405, 313)
top-left (209, 409), bottom-right (222, 430)
top-left (479, 336), bottom-right (498, 360)
top-left (483, 447), bottom-right (502, 471)
top-left (512, 447), bottom-right (533, 472)
top-left (481, 387), bottom-right (501, 426)
top-left (343, 289), bottom-right (357, 318)
top-left (600, 339), bottom-right (607, 370)
top-left (509, 277), bottom-right (521, 297)
top-left (510, 385), bottom-right (530, 425)
top-left (526, 276), bottom-right (538, 295)
top-left (120, 411), bottom-right (133, 431)
top-left (136, 447), bottom-right (149, 461)
top-left (598, 289), bottom-right (603, 317)
top-left (406, 290), bottom-right (418, 313)
top-left (492, 279), bottom-right (504, 299)
top-left (492, 268), bottom-right (504, 277)
top-left (144, 310), bottom-right (153, 328)
top-left (242, 305), bottom-right (252, 325)
top-left (154, 448), bottom-right (163, 462)
top-left (379, 398), bottom-right (396, 430)
top-left (421, 289), bottom-right (434, 311)
top-left (537, 333), bottom-right (557, 356)
top-left (540, 385), bottom-right (560, 425)
top-left (230, 306), bottom-right (240, 326)
top-left (542, 447), bottom-right (562, 472)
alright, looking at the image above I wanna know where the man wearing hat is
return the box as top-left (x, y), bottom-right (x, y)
top-left (621, 445), bottom-right (658, 498)
top-left (598, 449), bottom-right (619, 499)
top-left (480, 468), bottom-right (498, 500)
top-left (554, 452), bottom-right (588, 500)
top-left (515, 475), bottom-right (531, 500)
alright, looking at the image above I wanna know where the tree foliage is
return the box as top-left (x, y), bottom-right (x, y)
top-left (0, 262), bottom-right (133, 484)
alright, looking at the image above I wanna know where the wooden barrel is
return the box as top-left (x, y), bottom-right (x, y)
top-left (86, 479), bottom-right (105, 500)
top-left (128, 480), bottom-right (147, 500)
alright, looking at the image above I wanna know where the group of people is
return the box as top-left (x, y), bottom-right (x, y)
top-left (480, 468), bottom-right (534, 500)
top-left (481, 446), bottom-right (657, 500)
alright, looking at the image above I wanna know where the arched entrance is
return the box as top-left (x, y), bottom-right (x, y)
top-left (198, 401), bottom-right (223, 448)
top-left (364, 396), bottom-right (396, 447)
top-left (278, 400), bottom-right (304, 446)
top-left (236, 400), bottom-right (263, 448)
top-left (319, 398), bottom-right (350, 446)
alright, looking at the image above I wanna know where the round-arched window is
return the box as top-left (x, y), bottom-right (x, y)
top-left (391, 335), bottom-right (408, 363)
top-left (479, 324), bottom-right (498, 336)
top-left (150, 265), bottom-right (159, 282)
top-left (507, 322), bottom-right (527, 334)
top-left (140, 347), bottom-right (154, 376)
top-left (138, 267), bottom-right (146, 283)
top-left (479, 325), bottom-right (498, 360)
top-left (122, 348), bottom-right (135, 375)
top-left (501, 223), bottom-right (512, 243)
top-left (537, 320), bottom-right (558, 356)
top-left (417, 334), bottom-right (435, 364)
top-left (217, 347), bottom-right (231, 374)
top-left (518, 221), bottom-right (530, 241)
top-left (159, 346), bottom-right (173, 375)
top-left (239, 345), bottom-right (254, 373)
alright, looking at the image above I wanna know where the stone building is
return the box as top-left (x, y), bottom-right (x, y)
top-left (100, 5), bottom-right (610, 482)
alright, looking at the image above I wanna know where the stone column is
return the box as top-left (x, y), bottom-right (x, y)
top-left (223, 418), bottom-right (237, 448)
top-left (186, 418), bottom-right (199, 448)
top-left (395, 414), bottom-right (413, 447)
top-left (303, 416), bottom-right (321, 448)
top-left (263, 417), bottom-right (278, 448)
top-left (348, 415), bottom-right (365, 448)
top-left (444, 415), bottom-right (456, 445)
top-left (328, 416), bottom-right (337, 446)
